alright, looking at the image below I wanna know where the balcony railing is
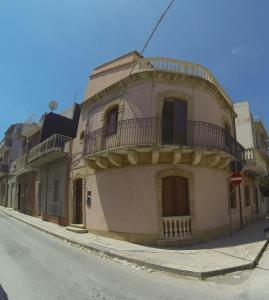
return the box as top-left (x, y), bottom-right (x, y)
top-left (133, 57), bottom-right (232, 106)
top-left (83, 117), bottom-right (245, 162)
top-left (28, 134), bottom-right (71, 162)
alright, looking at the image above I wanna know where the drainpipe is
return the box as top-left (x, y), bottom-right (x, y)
top-left (233, 111), bottom-right (244, 227)
top-left (45, 166), bottom-right (49, 216)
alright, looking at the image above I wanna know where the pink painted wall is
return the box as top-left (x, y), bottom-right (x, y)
top-left (84, 165), bottom-right (237, 235)
top-left (85, 81), bottom-right (234, 133)
top-left (85, 166), bottom-right (158, 234)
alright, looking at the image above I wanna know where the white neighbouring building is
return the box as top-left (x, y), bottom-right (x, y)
top-left (234, 101), bottom-right (269, 218)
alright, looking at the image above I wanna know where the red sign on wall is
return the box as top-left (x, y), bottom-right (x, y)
top-left (230, 172), bottom-right (243, 186)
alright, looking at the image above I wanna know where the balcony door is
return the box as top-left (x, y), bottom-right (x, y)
top-left (162, 99), bottom-right (187, 145)
top-left (162, 176), bottom-right (189, 216)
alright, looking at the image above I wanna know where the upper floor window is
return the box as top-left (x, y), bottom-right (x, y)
top-left (105, 106), bottom-right (119, 137)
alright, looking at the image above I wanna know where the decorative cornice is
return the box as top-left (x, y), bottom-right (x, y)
top-left (81, 71), bottom-right (235, 116)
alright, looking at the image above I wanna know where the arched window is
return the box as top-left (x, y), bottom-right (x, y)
top-left (105, 106), bottom-right (119, 137)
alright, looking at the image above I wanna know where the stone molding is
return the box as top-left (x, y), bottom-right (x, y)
top-left (100, 98), bottom-right (125, 127)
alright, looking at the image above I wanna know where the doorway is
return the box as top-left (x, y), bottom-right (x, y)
top-left (254, 187), bottom-right (259, 215)
top-left (74, 179), bottom-right (83, 224)
top-left (162, 176), bottom-right (189, 216)
top-left (37, 182), bottom-right (43, 216)
top-left (18, 183), bottom-right (21, 211)
top-left (162, 99), bottom-right (187, 145)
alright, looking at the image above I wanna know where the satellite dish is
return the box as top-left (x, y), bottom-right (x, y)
top-left (48, 100), bottom-right (58, 112)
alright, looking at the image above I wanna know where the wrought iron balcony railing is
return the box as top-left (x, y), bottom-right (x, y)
top-left (28, 133), bottom-right (71, 162)
top-left (83, 117), bottom-right (245, 162)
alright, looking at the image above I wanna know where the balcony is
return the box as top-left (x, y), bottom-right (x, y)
top-left (83, 117), bottom-right (245, 170)
top-left (0, 163), bottom-right (8, 177)
top-left (244, 148), bottom-right (268, 176)
top-left (10, 154), bottom-right (35, 176)
top-left (0, 138), bottom-right (12, 154)
top-left (133, 57), bottom-right (232, 107)
top-left (28, 134), bottom-right (71, 167)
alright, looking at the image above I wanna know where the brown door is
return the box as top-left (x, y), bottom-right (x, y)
top-left (162, 176), bottom-right (189, 216)
top-left (75, 179), bottom-right (83, 224)
top-left (162, 99), bottom-right (187, 145)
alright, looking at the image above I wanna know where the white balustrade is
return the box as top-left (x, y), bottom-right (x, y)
top-left (28, 134), bottom-right (71, 162)
top-left (162, 216), bottom-right (192, 239)
top-left (133, 57), bottom-right (232, 107)
top-left (245, 148), bottom-right (254, 160)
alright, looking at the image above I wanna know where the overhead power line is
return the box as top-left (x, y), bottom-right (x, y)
top-left (130, 0), bottom-right (176, 75)
top-left (141, 0), bottom-right (175, 55)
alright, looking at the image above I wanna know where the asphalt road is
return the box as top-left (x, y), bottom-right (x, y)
top-left (0, 211), bottom-right (269, 300)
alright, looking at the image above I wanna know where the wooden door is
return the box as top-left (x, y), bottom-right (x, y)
top-left (162, 99), bottom-right (187, 145)
top-left (75, 179), bottom-right (83, 224)
top-left (162, 176), bottom-right (189, 216)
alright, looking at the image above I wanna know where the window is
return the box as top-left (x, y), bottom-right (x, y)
top-left (244, 185), bottom-right (250, 207)
top-left (105, 106), bottom-right (119, 137)
top-left (162, 99), bottom-right (187, 145)
top-left (229, 183), bottom-right (237, 209)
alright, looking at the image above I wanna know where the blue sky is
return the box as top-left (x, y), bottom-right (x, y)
top-left (1, 0), bottom-right (269, 138)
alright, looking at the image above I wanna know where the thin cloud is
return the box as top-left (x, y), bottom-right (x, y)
top-left (231, 45), bottom-right (246, 55)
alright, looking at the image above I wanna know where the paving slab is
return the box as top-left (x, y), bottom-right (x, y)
top-left (0, 206), bottom-right (268, 279)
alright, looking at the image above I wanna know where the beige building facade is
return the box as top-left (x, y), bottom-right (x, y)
top-left (69, 52), bottom-right (248, 245)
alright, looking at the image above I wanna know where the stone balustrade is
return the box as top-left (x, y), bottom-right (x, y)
top-left (133, 57), bottom-right (232, 107)
top-left (162, 216), bottom-right (192, 239)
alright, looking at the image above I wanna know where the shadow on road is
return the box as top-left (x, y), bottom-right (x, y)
top-left (0, 284), bottom-right (8, 300)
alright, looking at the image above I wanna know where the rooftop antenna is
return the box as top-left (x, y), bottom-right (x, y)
top-left (48, 100), bottom-right (58, 112)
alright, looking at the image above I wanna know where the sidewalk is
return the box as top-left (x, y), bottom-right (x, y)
top-left (0, 206), bottom-right (268, 279)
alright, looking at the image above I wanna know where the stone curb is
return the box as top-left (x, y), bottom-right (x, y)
top-left (1, 208), bottom-right (268, 279)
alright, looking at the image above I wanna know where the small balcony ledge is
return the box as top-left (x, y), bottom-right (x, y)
top-left (10, 154), bottom-right (35, 176)
top-left (244, 148), bottom-right (268, 176)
